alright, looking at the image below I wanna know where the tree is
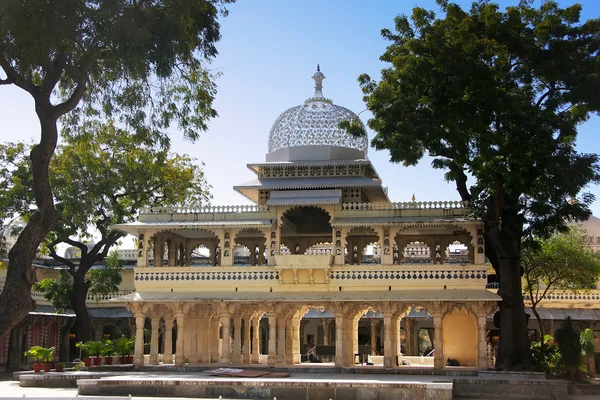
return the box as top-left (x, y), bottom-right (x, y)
top-left (33, 250), bottom-right (123, 315)
top-left (1, 124), bottom-right (211, 340)
top-left (0, 0), bottom-right (232, 336)
top-left (555, 316), bottom-right (581, 379)
top-left (522, 228), bottom-right (600, 339)
top-left (344, 0), bottom-right (600, 369)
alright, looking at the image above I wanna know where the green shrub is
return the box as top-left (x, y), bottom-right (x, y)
top-left (555, 316), bottom-right (582, 379)
top-left (531, 335), bottom-right (561, 374)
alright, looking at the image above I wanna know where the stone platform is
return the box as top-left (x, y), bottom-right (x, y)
top-left (19, 371), bottom-right (120, 388)
top-left (77, 372), bottom-right (454, 400)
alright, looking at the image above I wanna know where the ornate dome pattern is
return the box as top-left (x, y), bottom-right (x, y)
top-left (268, 67), bottom-right (369, 154)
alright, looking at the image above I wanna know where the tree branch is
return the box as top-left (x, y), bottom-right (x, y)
top-left (52, 79), bottom-right (87, 117)
top-left (47, 240), bottom-right (76, 275)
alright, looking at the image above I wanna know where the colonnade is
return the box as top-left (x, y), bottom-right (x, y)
top-left (128, 300), bottom-right (495, 370)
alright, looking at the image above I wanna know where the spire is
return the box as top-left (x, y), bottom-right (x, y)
top-left (311, 65), bottom-right (325, 98)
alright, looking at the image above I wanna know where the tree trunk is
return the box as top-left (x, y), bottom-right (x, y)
top-left (531, 304), bottom-right (545, 340)
top-left (485, 220), bottom-right (532, 370)
top-left (71, 275), bottom-right (94, 342)
top-left (0, 107), bottom-right (59, 337)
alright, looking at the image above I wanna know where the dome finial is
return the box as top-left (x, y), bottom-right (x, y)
top-left (311, 65), bottom-right (326, 99)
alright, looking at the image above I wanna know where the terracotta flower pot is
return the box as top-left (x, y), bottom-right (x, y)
top-left (83, 357), bottom-right (92, 367)
top-left (33, 363), bottom-right (42, 373)
top-left (55, 364), bottom-right (64, 372)
top-left (105, 356), bottom-right (113, 365)
top-left (120, 356), bottom-right (128, 364)
top-left (43, 362), bottom-right (52, 372)
top-left (93, 356), bottom-right (102, 366)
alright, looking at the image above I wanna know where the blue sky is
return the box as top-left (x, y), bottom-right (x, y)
top-left (0, 0), bottom-right (598, 219)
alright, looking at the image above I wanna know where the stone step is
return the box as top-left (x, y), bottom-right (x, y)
top-left (454, 393), bottom-right (553, 400)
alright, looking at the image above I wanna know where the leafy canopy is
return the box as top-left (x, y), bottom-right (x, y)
top-left (33, 250), bottom-right (124, 313)
top-left (344, 0), bottom-right (600, 239)
top-left (523, 227), bottom-right (600, 300)
top-left (0, 0), bottom-right (232, 141)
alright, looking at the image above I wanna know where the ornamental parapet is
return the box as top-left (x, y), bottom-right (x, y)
top-left (140, 204), bottom-right (269, 215)
top-left (523, 290), bottom-right (600, 307)
top-left (134, 264), bottom-right (487, 292)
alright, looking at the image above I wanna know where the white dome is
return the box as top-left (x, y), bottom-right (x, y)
top-left (267, 68), bottom-right (368, 154)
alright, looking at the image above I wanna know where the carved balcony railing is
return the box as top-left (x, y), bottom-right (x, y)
top-left (523, 290), bottom-right (600, 303)
top-left (140, 204), bottom-right (270, 215)
top-left (341, 200), bottom-right (469, 211)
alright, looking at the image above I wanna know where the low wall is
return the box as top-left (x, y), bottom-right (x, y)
top-left (78, 377), bottom-right (453, 400)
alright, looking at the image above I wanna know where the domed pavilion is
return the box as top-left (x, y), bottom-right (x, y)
top-left (114, 67), bottom-right (499, 370)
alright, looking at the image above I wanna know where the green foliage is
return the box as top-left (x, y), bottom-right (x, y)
top-left (522, 228), bottom-right (600, 337)
top-left (531, 335), bottom-right (561, 374)
top-left (100, 340), bottom-right (115, 356)
top-left (580, 328), bottom-right (596, 358)
top-left (0, 0), bottom-right (233, 143)
top-left (351, 0), bottom-right (600, 239)
top-left (24, 346), bottom-right (54, 363)
top-left (555, 317), bottom-right (582, 378)
top-left (32, 271), bottom-right (73, 312)
top-left (115, 336), bottom-right (134, 356)
top-left (77, 340), bottom-right (105, 357)
top-left (88, 251), bottom-right (123, 299)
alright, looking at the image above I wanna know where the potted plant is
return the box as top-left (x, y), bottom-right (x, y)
top-left (87, 340), bottom-right (105, 366)
top-left (55, 362), bottom-right (65, 372)
top-left (37, 346), bottom-right (55, 372)
top-left (23, 346), bottom-right (43, 373)
top-left (115, 336), bottom-right (132, 364)
top-left (101, 340), bottom-right (115, 365)
top-left (76, 341), bottom-right (93, 367)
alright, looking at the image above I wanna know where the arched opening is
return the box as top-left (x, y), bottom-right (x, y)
top-left (442, 307), bottom-right (477, 367)
top-left (345, 227), bottom-right (380, 265)
top-left (234, 228), bottom-right (267, 266)
top-left (445, 240), bottom-right (471, 264)
top-left (401, 241), bottom-right (432, 264)
top-left (187, 229), bottom-right (220, 266)
top-left (281, 206), bottom-right (332, 254)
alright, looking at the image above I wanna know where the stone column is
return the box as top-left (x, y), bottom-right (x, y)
top-left (383, 312), bottom-right (393, 367)
top-left (200, 315), bottom-right (211, 364)
top-left (284, 316), bottom-right (293, 365)
top-left (210, 317), bottom-right (220, 364)
top-left (134, 312), bottom-right (145, 367)
top-left (277, 315), bottom-right (286, 366)
top-left (370, 319), bottom-right (377, 355)
top-left (394, 314), bottom-right (404, 367)
top-left (292, 317), bottom-right (301, 364)
top-left (188, 315), bottom-right (198, 365)
top-left (153, 233), bottom-right (163, 267)
top-left (149, 315), bottom-right (160, 365)
top-left (232, 314), bottom-right (242, 364)
top-left (477, 312), bottom-right (488, 369)
top-left (334, 314), bottom-right (344, 367)
top-left (243, 317), bottom-right (252, 364)
top-left (219, 312), bottom-right (231, 365)
top-left (268, 313), bottom-right (277, 366)
top-left (163, 316), bottom-right (173, 364)
top-left (404, 318), bottom-right (413, 356)
top-left (432, 311), bottom-right (444, 370)
top-left (323, 320), bottom-right (330, 346)
top-left (299, 320), bottom-right (308, 348)
top-left (175, 312), bottom-right (185, 366)
top-left (251, 316), bottom-right (261, 364)
top-left (168, 238), bottom-right (178, 267)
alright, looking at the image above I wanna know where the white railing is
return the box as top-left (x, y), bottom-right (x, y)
top-left (523, 290), bottom-right (600, 302)
top-left (341, 201), bottom-right (468, 211)
top-left (87, 290), bottom-right (135, 301)
top-left (140, 204), bottom-right (269, 214)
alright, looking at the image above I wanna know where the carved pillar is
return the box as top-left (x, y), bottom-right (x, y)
top-left (189, 314), bottom-right (199, 365)
top-left (133, 312), bottom-right (145, 367)
top-left (323, 319), bottom-right (330, 346)
top-left (383, 312), bottom-right (393, 368)
top-left (200, 314), bottom-right (211, 364)
top-left (185, 240), bottom-right (192, 267)
top-left (370, 319), bottom-right (377, 355)
top-left (285, 316), bottom-right (294, 365)
top-left (243, 316), bottom-right (252, 364)
top-left (292, 317), bottom-right (301, 364)
top-left (168, 237), bottom-right (178, 267)
top-left (153, 233), bottom-right (163, 267)
top-left (300, 320), bottom-right (308, 348)
top-left (175, 311), bottom-right (185, 366)
top-left (432, 310), bottom-right (444, 370)
top-left (219, 311), bottom-right (231, 365)
top-left (163, 316), bottom-right (173, 364)
top-left (277, 315), bottom-right (286, 366)
top-left (268, 313), bottom-right (277, 366)
top-left (405, 318), bottom-right (413, 356)
top-left (251, 316), bottom-right (261, 364)
top-left (210, 316), bottom-right (220, 364)
top-left (394, 313), bottom-right (405, 367)
top-left (149, 315), bottom-right (160, 365)
top-left (334, 313), bottom-right (344, 367)
top-left (232, 314), bottom-right (242, 364)
top-left (477, 309), bottom-right (488, 370)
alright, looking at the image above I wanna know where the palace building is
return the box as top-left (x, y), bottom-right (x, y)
top-left (113, 67), bottom-right (499, 370)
